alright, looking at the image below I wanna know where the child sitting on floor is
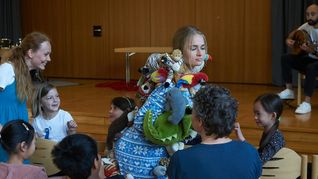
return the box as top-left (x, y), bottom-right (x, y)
top-left (0, 120), bottom-right (48, 179)
top-left (31, 83), bottom-right (77, 142)
top-left (104, 96), bottom-right (136, 178)
top-left (235, 93), bottom-right (285, 164)
top-left (106, 96), bottom-right (137, 156)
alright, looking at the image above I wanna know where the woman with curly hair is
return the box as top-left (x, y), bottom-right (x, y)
top-left (167, 84), bottom-right (262, 179)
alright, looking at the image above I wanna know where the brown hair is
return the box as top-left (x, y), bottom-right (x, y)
top-left (2, 32), bottom-right (50, 102)
top-left (31, 83), bottom-right (56, 118)
top-left (106, 97), bottom-right (136, 150)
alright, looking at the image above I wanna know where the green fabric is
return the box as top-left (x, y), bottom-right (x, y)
top-left (143, 110), bottom-right (192, 145)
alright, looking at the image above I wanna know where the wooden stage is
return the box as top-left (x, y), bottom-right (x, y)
top-left (51, 79), bottom-right (318, 161)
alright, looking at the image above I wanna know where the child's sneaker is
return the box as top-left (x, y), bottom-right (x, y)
top-left (295, 102), bottom-right (311, 114)
top-left (278, 89), bottom-right (295, 99)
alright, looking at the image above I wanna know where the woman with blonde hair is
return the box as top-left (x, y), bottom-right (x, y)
top-left (114, 26), bottom-right (209, 178)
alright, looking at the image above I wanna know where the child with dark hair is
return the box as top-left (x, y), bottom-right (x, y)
top-left (106, 96), bottom-right (136, 153)
top-left (52, 133), bottom-right (102, 179)
top-left (31, 83), bottom-right (77, 142)
top-left (235, 93), bottom-right (285, 164)
top-left (0, 120), bottom-right (48, 179)
top-left (104, 97), bottom-right (136, 178)
top-left (52, 133), bottom-right (125, 179)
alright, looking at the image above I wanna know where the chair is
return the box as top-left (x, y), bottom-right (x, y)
top-left (261, 147), bottom-right (308, 179)
top-left (312, 155), bottom-right (318, 179)
top-left (29, 138), bottom-right (60, 176)
top-left (297, 73), bottom-right (304, 105)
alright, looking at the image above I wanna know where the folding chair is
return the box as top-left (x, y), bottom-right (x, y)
top-left (261, 147), bottom-right (308, 179)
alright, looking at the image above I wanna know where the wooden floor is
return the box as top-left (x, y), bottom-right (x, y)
top-left (51, 78), bottom-right (318, 160)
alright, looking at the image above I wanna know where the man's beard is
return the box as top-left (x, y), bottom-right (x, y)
top-left (308, 19), bottom-right (318, 26)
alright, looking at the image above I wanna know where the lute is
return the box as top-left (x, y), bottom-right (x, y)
top-left (291, 29), bottom-right (318, 55)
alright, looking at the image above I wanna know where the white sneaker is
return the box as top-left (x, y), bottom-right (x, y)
top-left (295, 102), bottom-right (311, 114)
top-left (278, 89), bottom-right (295, 99)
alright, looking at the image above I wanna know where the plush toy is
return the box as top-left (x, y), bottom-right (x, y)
top-left (104, 160), bottom-right (135, 179)
top-left (144, 50), bottom-right (183, 88)
top-left (143, 87), bottom-right (196, 151)
top-left (165, 87), bottom-right (187, 125)
top-left (152, 157), bottom-right (170, 177)
top-left (136, 50), bottom-right (184, 103)
top-left (136, 68), bottom-right (168, 103)
top-left (143, 110), bottom-right (192, 146)
top-left (161, 50), bottom-right (183, 87)
top-left (150, 68), bottom-right (168, 83)
top-left (127, 106), bottom-right (138, 126)
top-left (176, 72), bottom-right (209, 95)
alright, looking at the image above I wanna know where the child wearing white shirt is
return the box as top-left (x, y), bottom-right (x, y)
top-left (31, 83), bottom-right (77, 142)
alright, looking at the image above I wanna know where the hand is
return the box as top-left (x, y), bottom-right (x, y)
top-left (67, 120), bottom-right (78, 134)
top-left (286, 38), bottom-right (295, 48)
top-left (234, 122), bottom-right (245, 141)
top-left (300, 43), bottom-right (315, 53)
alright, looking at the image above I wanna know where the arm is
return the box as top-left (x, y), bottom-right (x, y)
top-left (285, 29), bottom-right (298, 48)
top-left (64, 111), bottom-right (77, 135)
top-left (300, 42), bottom-right (317, 54)
top-left (289, 24), bottom-right (317, 54)
top-left (234, 122), bottom-right (246, 141)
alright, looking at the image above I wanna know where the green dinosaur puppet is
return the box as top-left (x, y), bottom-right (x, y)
top-left (143, 110), bottom-right (192, 145)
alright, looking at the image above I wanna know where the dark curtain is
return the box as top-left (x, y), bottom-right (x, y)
top-left (0, 0), bottom-right (21, 45)
top-left (271, 0), bottom-right (318, 86)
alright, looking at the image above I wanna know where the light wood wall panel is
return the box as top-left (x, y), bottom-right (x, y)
top-left (21, 0), bottom-right (72, 77)
top-left (21, 0), bottom-right (272, 84)
top-left (150, 0), bottom-right (196, 46)
top-left (243, 0), bottom-right (271, 83)
top-left (196, 0), bottom-right (245, 83)
top-left (109, 0), bottom-right (151, 79)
